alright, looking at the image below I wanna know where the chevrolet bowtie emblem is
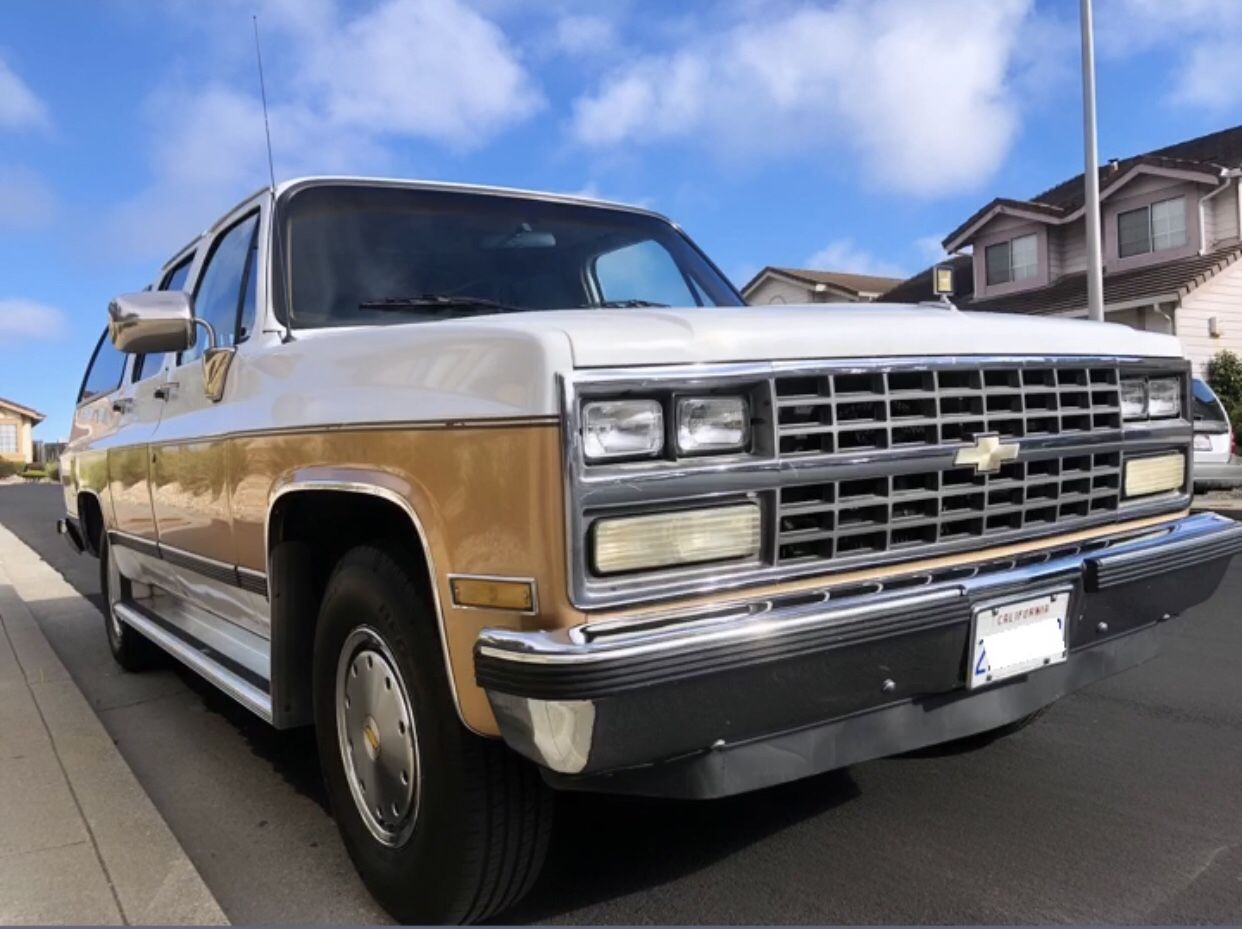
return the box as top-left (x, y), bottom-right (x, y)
top-left (954, 434), bottom-right (1020, 473)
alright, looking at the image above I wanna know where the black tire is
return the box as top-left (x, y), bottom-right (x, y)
top-left (313, 544), bottom-right (552, 924)
top-left (99, 535), bottom-right (160, 672)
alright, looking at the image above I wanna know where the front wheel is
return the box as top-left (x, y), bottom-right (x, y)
top-left (313, 544), bottom-right (552, 924)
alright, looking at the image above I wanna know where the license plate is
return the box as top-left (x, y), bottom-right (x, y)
top-left (1194, 434), bottom-right (1212, 451)
top-left (968, 590), bottom-right (1069, 689)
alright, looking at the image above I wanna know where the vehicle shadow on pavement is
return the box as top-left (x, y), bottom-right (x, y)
top-left (174, 665), bottom-right (329, 811)
top-left (505, 767), bottom-right (860, 924)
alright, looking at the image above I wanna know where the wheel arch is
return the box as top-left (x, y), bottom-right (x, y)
top-left (263, 477), bottom-right (469, 731)
top-left (76, 487), bottom-right (108, 557)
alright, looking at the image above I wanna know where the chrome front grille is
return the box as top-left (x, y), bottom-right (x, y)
top-left (774, 364), bottom-right (1122, 457)
top-left (772, 362), bottom-right (1127, 566)
top-left (565, 356), bottom-right (1191, 609)
top-left (777, 450), bottom-right (1122, 564)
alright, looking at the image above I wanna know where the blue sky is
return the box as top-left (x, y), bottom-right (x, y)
top-left (2, 0), bottom-right (1241, 441)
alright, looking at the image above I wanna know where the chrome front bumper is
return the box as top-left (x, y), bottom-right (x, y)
top-left (475, 512), bottom-right (1242, 797)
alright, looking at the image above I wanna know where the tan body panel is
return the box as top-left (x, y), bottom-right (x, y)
top-left (227, 420), bottom-right (577, 734)
top-left (151, 440), bottom-right (233, 562)
top-left (108, 445), bottom-right (158, 538)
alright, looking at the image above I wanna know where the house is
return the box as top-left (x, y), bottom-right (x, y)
top-left (882, 125), bottom-right (1242, 376)
top-left (742, 267), bottom-right (903, 305)
top-left (0, 397), bottom-right (45, 466)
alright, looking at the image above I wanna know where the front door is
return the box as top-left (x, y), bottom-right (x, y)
top-left (151, 210), bottom-right (259, 565)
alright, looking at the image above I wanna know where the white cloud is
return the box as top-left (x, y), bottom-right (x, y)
top-left (569, 0), bottom-right (1038, 197)
top-left (0, 56), bottom-right (49, 130)
top-left (552, 14), bottom-right (617, 57)
top-left (0, 165), bottom-right (58, 228)
top-left (914, 234), bottom-right (949, 264)
top-left (106, 0), bottom-right (542, 259)
top-left (1099, 0), bottom-right (1242, 110)
top-left (804, 239), bottom-right (907, 278)
top-left (0, 299), bottom-right (67, 341)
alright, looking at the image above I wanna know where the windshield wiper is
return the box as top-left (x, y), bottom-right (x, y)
top-left (359, 294), bottom-right (520, 313)
top-left (581, 299), bottom-right (670, 308)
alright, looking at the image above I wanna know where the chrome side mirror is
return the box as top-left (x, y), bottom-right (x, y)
top-left (107, 291), bottom-right (195, 354)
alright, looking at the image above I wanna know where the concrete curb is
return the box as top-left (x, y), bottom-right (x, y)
top-left (0, 523), bottom-right (228, 925)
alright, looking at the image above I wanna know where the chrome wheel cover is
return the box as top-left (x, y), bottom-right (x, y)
top-left (335, 626), bottom-right (421, 847)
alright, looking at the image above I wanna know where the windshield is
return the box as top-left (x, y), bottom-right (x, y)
top-left (281, 184), bottom-right (743, 327)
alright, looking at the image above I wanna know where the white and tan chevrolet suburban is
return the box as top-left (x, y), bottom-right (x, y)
top-left (57, 177), bottom-right (1242, 923)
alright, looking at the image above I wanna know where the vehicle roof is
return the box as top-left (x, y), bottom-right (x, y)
top-left (165, 176), bottom-right (676, 273)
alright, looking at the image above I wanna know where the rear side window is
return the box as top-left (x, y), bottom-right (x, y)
top-left (79, 330), bottom-right (126, 402)
top-left (1192, 379), bottom-right (1228, 425)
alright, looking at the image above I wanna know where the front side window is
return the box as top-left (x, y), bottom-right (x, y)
top-left (0, 423), bottom-right (16, 454)
top-left (183, 213), bottom-right (259, 364)
top-left (1118, 196), bottom-right (1186, 258)
top-left (135, 254), bottom-right (196, 381)
top-left (79, 329), bottom-right (127, 402)
top-left (282, 185), bottom-right (743, 328)
top-left (984, 233), bottom-right (1038, 286)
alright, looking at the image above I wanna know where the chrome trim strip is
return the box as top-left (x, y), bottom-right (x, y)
top-left (561, 357), bottom-right (1192, 610)
top-left (236, 566), bottom-right (269, 596)
top-left (446, 573), bottom-right (540, 616)
top-left (115, 601), bottom-right (273, 723)
top-left (109, 531), bottom-right (270, 599)
top-left (265, 480), bottom-right (473, 732)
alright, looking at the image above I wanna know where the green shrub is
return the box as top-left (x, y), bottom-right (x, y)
top-left (45, 461), bottom-right (60, 481)
top-left (0, 460), bottom-right (20, 479)
top-left (21, 468), bottom-right (46, 480)
top-left (1207, 350), bottom-right (1242, 433)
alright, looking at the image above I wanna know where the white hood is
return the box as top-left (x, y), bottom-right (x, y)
top-left (457, 303), bottom-right (1184, 368)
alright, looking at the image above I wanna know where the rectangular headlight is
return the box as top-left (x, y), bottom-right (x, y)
top-left (582, 399), bottom-right (664, 461)
top-left (592, 503), bottom-right (761, 574)
top-left (676, 396), bottom-right (750, 454)
top-left (1147, 378), bottom-right (1180, 418)
top-left (1124, 452), bottom-right (1185, 497)
top-left (1120, 379), bottom-right (1147, 419)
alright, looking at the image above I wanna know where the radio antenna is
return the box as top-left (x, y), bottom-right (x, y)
top-left (252, 14), bottom-right (294, 340)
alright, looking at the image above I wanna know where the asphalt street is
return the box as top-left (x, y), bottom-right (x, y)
top-left (2, 482), bottom-right (1241, 924)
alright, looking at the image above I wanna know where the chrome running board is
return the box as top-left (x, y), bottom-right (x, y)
top-left (114, 601), bottom-right (273, 723)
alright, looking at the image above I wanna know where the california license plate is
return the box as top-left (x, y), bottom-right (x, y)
top-left (968, 590), bottom-right (1070, 689)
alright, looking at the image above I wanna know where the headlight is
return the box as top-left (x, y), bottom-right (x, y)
top-left (1120, 379), bottom-right (1147, 419)
top-left (582, 399), bottom-right (664, 461)
top-left (676, 396), bottom-right (750, 454)
top-left (592, 503), bottom-right (762, 574)
top-left (1147, 378), bottom-right (1180, 418)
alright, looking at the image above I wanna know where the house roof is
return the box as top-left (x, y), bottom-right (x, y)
top-left (880, 246), bottom-right (1242, 317)
top-left (943, 124), bottom-right (1242, 249)
top-left (741, 266), bottom-right (905, 299)
top-left (966, 244), bottom-right (1242, 316)
top-left (878, 254), bottom-right (974, 305)
top-left (0, 397), bottom-right (46, 424)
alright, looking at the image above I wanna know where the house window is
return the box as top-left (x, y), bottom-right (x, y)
top-left (1118, 196), bottom-right (1186, 258)
top-left (0, 424), bottom-right (16, 454)
top-left (984, 233), bottom-right (1038, 286)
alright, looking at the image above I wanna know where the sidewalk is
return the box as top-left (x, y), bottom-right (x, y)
top-left (0, 523), bottom-right (227, 925)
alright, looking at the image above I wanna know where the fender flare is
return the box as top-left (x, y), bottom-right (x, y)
top-left (263, 475), bottom-right (471, 730)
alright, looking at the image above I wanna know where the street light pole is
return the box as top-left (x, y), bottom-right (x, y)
top-left (1081, 0), bottom-right (1105, 322)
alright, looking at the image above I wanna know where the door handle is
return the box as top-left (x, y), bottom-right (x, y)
top-left (111, 397), bottom-right (134, 414)
top-left (154, 382), bottom-right (179, 401)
